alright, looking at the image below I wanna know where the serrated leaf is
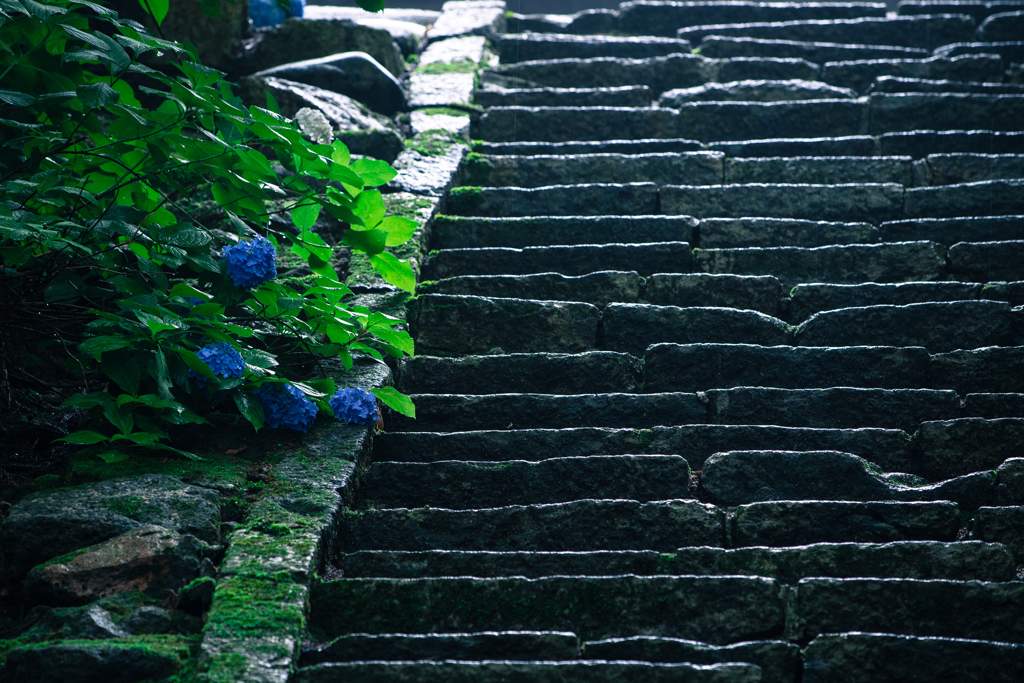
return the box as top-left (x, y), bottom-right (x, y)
top-left (372, 386), bottom-right (415, 418)
top-left (77, 82), bottom-right (119, 108)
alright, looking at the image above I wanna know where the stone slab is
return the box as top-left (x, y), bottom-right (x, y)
top-left (644, 274), bottom-right (783, 315)
top-left (431, 216), bottom-right (696, 250)
top-left (423, 271), bottom-right (642, 307)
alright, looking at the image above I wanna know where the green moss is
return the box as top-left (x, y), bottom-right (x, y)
top-left (405, 129), bottom-right (462, 157)
top-left (417, 59), bottom-right (477, 75)
top-left (204, 575), bottom-right (307, 640)
top-left (420, 106), bottom-right (470, 118)
top-left (634, 429), bottom-right (654, 449)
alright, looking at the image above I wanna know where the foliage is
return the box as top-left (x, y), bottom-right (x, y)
top-left (0, 0), bottom-right (416, 462)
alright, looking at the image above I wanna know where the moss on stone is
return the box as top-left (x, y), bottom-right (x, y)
top-left (417, 59), bottom-right (477, 75)
top-left (405, 129), bottom-right (461, 157)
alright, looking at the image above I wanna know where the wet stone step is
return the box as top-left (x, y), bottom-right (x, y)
top-left (722, 156), bottom-right (912, 185)
top-left (788, 282), bottom-right (984, 321)
top-left (301, 631), bottom-right (580, 666)
top-left (673, 100), bottom-right (869, 143)
top-left (660, 79), bottom-right (857, 105)
top-left (934, 38), bottom-right (1024, 63)
top-left (473, 138), bottom-right (705, 157)
top-left (447, 182), bottom-right (659, 217)
top-left (871, 76), bottom-right (1024, 95)
top-left (376, 425), bottom-right (914, 473)
top-left (898, 1), bottom-right (1024, 23)
top-left (477, 106), bottom-right (680, 143)
top-left (472, 86), bottom-right (653, 108)
top-left (708, 135), bottom-right (877, 158)
top-left (930, 347), bottom-right (1024, 394)
top-left (796, 300), bottom-right (1016, 352)
top-left (584, 638), bottom-right (796, 683)
top-left (396, 352), bottom-right (641, 396)
top-left (963, 392), bottom-right (1024, 418)
top-left (309, 575), bottom-right (784, 644)
top-left (359, 455), bottom-right (693, 509)
top-left (294, 660), bottom-right (762, 683)
top-left (644, 274), bottom-right (783, 316)
top-left (880, 216), bottom-right (1024, 245)
top-left (460, 152), bottom-right (724, 188)
top-left (422, 272), bottom-right (642, 307)
top-left (975, 506), bottom-right (1024, 563)
top-left (620, 1), bottom-right (888, 36)
top-left (339, 499), bottom-right (726, 552)
top-left (917, 153), bottom-right (1024, 186)
top-left (661, 183), bottom-right (902, 223)
top-left (696, 35), bottom-right (929, 62)
top-left (802, 632), bottom-right (1024, 683)
top-left (729, 500), bottom-right (961, 546)
top-left (482, 55), bottom-right (713, 95)
top-left (878, 130), bottom-right (1024, 158)
top-left (409, 294), bottom-right (599, 355)
top-left (918, 417), bottom-right (1024, 479)
top-left (497, 34), bottom-right (693, 63)
top-left (430, 215), bottom-right (696, 250)
top-left (671, 541), bottom-right (1016, 582)
top-left (601, 304), bottom-right (792, 355)
top-left (643, 344), bottom-right (932, 392)
top-left (948, 240), bottom-right (1024, 281)
top-left (695, 242), bottom-right (945, 285)
top-left (675, 15), bottom-right (977, 51)
top-left (714, 57), bottom-right (821, 83)
top-left (976, 281), bottom-right (1024, 305)
top-left (870, 94), bottom-right (1024, 134)
top-left (387, 393), bottom-right (707, 432)
top-left (794, 577), bottom-right (1024, 642)
top-left (422, 243), bottom-right (692, 279)
top-left (822, 54), bottom-right (1003, 94)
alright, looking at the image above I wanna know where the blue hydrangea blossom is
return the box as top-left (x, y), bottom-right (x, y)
top-left (330, 387), bottom-right (378, 425)
top-left (190, 342), bottom-right (246, 387)
top-left (222, 236), bottom-right (277, 289)
top-left (250, 0), bottom-right (304, 28)
top-left (256, 383), bottom-right (318, 432)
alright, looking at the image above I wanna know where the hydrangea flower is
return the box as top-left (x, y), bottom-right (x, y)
top-left (329, 387), bottom-right (378, 425)
top-left (190, 342), bottom-right (246, 388)
top-left (182, 297), bottom-right (203, 307)
top-left (250, 0), bottom-right (304, 28)
top-left (222, 236), bottom-right (277, 289)
top-left (296, 107), bottom-right (333, 145)
top-left (256, 382), bottom-right (318, 432)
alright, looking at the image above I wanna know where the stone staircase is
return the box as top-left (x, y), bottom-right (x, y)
top-left (295, 2), bottom-right (1024, 681)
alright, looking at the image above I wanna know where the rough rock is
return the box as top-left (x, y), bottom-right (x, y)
top-left (429, 0), bottom-right (506, 41)
top-left (303, 7), bottom-right (426, 56)
top-left (303, 632), bottom-right (580, 665)
top-left (3, 639), bottom-right (189, 683)
top-left (975, 506), bottom-right (1024, 561)
top-left (918, 418), bottom-right (1024, 479)
top-left (978, 10), bottom-right (1024, 41)
top-left (239, 76), bottom-right (394, 131)
top-left (644, 274), bottom-right (782, 316)
top-left (661, 79), bottom-right (856, 105)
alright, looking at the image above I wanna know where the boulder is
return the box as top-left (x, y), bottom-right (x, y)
top-left (18, 592), bottom-right (199, 640)
top-left (23, 525), bottom-right (204, 607)
top-left (239, 76), bottom-right (395, 133)
top-left (253, 53), bottom-right (407, 115)
top-left (304, 6), bottom-right (427, 56)
top-left (4, 640), bottom-right (188, 683)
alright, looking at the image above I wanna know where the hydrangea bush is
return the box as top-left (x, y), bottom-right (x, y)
top-left (257, 382), bottom-right (319, 432)
top-left (330, 387), bottom-right (379, 425)
top-left (223, 236), bottom-right (279, 289)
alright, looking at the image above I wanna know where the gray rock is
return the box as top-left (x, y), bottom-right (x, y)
top-left (661, 183), bottom-right (899, 223)
top-left (1, 475), bottom-right (219, 581)
top-left (871, 76), bottom-right (1024, 94)
top-left (22, 604), bottom-right (129, 640)
top-left (303, 631), bottom-right (580, 665)
top-left (390, 143), bottom-right (467, 197)
top-left (473, 86), bottom-right (654, 108)
top-left (447, 182), bottom-right (659, 217)
top-left (303, 7), bottom-right (426, 56)
top-left (789, 282), bottom-right (984, 321)
top-left (429, 0), bottom-right (506, 41)
top-left (723, 156), bottom-right (911, 186)
top-left (715, 57), bottom-right (826, 82)
top-left (498, 33), bottom-right (692, 63)
top-left (335, 128), bottom-right (404, 163)
top-left (975, 506), bottom-right (1024, 561)
top-left (708, 136), bottom-right (878, 158)
top-left (880, 216), bottom-right (1024, 245)
top-left (408, 72), bottom-right (475, 108)
top-left (644, 274), bottom-right (782, 315)
top-left (978, 10), bottom-right (1024, 40)
top-left (918, 153), bottom-right (1024, 186)
top-left (620, 1), bottom-right (887, 36)
top-left (899, 1), bottom-right (1023, 23)
top-left (697, 35), bottom-right (928, 62)
top-left (929, 346), bottom-right (1024, 393)
top-left (431, 215), bottom-right (694, 250)
top-left (948, 240), bottom-right (1024, 281)
top-left (484, 54), bottom-right (714, 95)
top-left (122, 606), bottom-right (179, 635)
top-left (661, 80), bottom-right (856, 105)
top-left (474, 139), bottom-right (704, 157)
top-left (460, 152), bottom-right (723, 188)
top-left (4, 641), bottom-right (186, 683)
top-left (878, 130), bottom-right (1024, 158)
top-left (918, 418), bottom-right (1024, 479)
top-left (676, 99), bottom-right (868, 142)
top-left (239, 76), bottom-right (393, 133)
top-left (253, 52), bottom-right (406, 116)
top-left (568, 9), bottom-right (619, 34)
top-left (933, 39), bottom-right (1024, 62)
top-left (823, 54), bottom-right (1003, 94)
top-left (870, 93), bottom-right (1024, 134)
top-left (964, 393), bottom-right (1024, 418)
top-left (424, 271), bottom-right (642, 307)
top-left (477, 106), bottom-right (678, 143)
top-left (997, 458), bottom-right (1024, 503)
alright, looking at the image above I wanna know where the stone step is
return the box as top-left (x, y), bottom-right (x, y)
top-left (793, 577), bottom-right (1024, 642)
top-left (870, 94), bottom-right (1024, 134)
top-left (661, 183), bottom-right (901, 223)
top-left (822, 54), bottom-right (1003, 94)
top-left (601, 304), bottom-right (793, 355)
top-left (964, 392), bottom-right (1024, 418)
top-left (359, 455), bottom-right (693, 508)
top-left (674, 100), bottom-right (869, 142)
top-left (376, 425), bottom-right (914, 473)
top-left (447, 182), bottom-right (659, 217)
top-left (422, 272), bottom-right (642, 307)
top-left (472, 86), bottom-right (653, 108)
top-left (975, 506), bottom-right (1024, 563)
top-left (660, 79), bottom-right (858, 105)
top-left (620, 2), bottom-right (888, 36)
top-left (386, 394), bottom-right (706, 432)
top-left (408, 294), bottom-right (599, 355)
top-left (645, 274), bottom-right (783, 316)
top-left (880, 215), bottom-right (1024, 245)
top-left (878, 130), bottom-right (1024, 157)
top-left (930, 347), bottom-right (1024, 393)
top-left (396, 352), bottom-right (643, 396)
top-left (918, 417), bottom-right (1024, 479)
top-left (482, 55), bottom-right (713, 96)
top-left (497, 34), bottom-right (693, 63)
top-left (643, 344), bottom-right (932, 392)
top-left (422, 243), bottom-right (692, 279)
top-left (722, 156), bottom-right (911, 185)
top-left (934, 39), bottom-right (1024, 63)
top-left (802, 632), bottom-right (1024, 683)
top-left (473, 139), bottom-right (705, 157)
top-left (795, 300), bottom-right (1015, 352)
top-left (916, 153), bottom-right (1024, 186)
top-left (708, 136), bottom-right (877, 158)
top-left (694, 242), bottom-right (945, 284)
top-left (460, 152), bottom-right (724, 188)
top-left (696, 35), bottom-right (929, 62)
top-left (301, 631), bottom-right (581, 666)
top-left (338, 499), bottom-right (726, 552)
top-left (729, 500), bottom-right (961, 546)
top-left (289, 661), bottom-right (764, 683)
top-left (948, 240), bottom-right (1024, 281)
top-left (899, 1), bottom-right (1024, 23)
top-left (701, 218), bottom-right (879, 248)
top-left (977, 282), bottom-right (1024, 305)
top-left (871, 76), bottom-right (1024, 95)
top-left (788, 282), bottom-right (985, 321)
top-left (675, 15), bottom-right (977, 51)
top-left (430, 216), bottom-right (695, 250)
top-left (911, 180), bottom-right (1024, 224)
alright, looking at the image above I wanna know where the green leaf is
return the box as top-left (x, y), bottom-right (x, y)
top-left (176, 348), bottom-right (216, 379)
top-left (80, 336), bottom-right (133, 356)
top-left (154, 348), bottom-right (173, 400)
top-left (77, 82), bottom-right (119, 108)
top-left (141, 0), bottom-right (170, 25)
top-left (331, 140), bottom-right (350, 166)
top-left (341, 227), bottom-right (387, 255)
top-left (0, 90), bottom-right (34, 107)
top-left (372, 386), bottom-right (415, 418)
top-left (103, 349), bottom-right (141, 396)
top-left (355, 0), bottom-right (385, 12)
top-left (371, 326), bottom-right (414, 356)
top-left (379, 216), bottom-right (418, 247)
top-left (291, 201), bottom-right (321, 231)
top-left (233, 391), bottom-right (264, 430)
top-left (60, 430), bottom-right (109, 445)
top-left (355, 190), bottom-right (386, 228)
top-left (102, 401), bottom-right (134, 435)
top-left (96, 450), bottom-right (130, 463)
top-left (370, 252), bottom-right (416, 293)
top-left (351, 158), bottom-right (397, 187)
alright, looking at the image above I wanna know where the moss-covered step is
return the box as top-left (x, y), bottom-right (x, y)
top-left (619, 1), bottom-right (886, 37)
top-left (822, 54), bottom-right (1002, 93)
top-left (474, 139), bottom-right (704, 156)
top-left (722, 156), bottom-right (911, 185)
top-left (2, 636), bottom-right (196, 683)
top-left (422, 243), bottom-right (691, 279)
top-left (397, 352), bottom-right (643, 395)
top-left (729, 500), bottom-right (961, 546)
top-left (661, 183), bottom-right (902, 223)
top-left (707, 135), bottom-right (877, 159)
top-left (947, 240), bottom-right (1024, 281)
top-left (408, 294), bottom-right (599, 354)
top-left (788, 282), bottom-right (986, 322)
top-left (430, 215), bottom-right (695, 249)
top-left (423, 272), bottom-right (643, 307)
top-left (472, 86), bottom-right (653, 108)
top-left (294, 660), bottom-right (761, 683)
top-left (309, 575), bottom-right (783, 643)
top-left (802, 632), bottom-right (1024, 683)
top-left (794, 300), bottom-right (1015, 352)
top-left (929, 347), bottom-right (1024, 394)
top-left (644, 274), bottom-right (783, 316)
top-left (878, 129), bottom-right (1024, 158)
top-left (496, 34), bottom-right (693, 63)
top-left (916, 153), bottom-right (1024, 186)
top-left (446, 182), bottom-right (658, 217)
top-left (870, 94), bottom-right (1024, 134)
top-left (377, 424), bottom-right (914, 472)
top-left (340, 499), bottom-right (725, 552)
top-left (643, 344), bottom-right (932, 392)
top-left (460, 152), bottom-right (723, 188)
top-left (601, 303), bottom-right (792, 355)
top-left (696, 35), bottom-right (927, 62)
top-left (793, 577), bottom-right (1024, 642)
